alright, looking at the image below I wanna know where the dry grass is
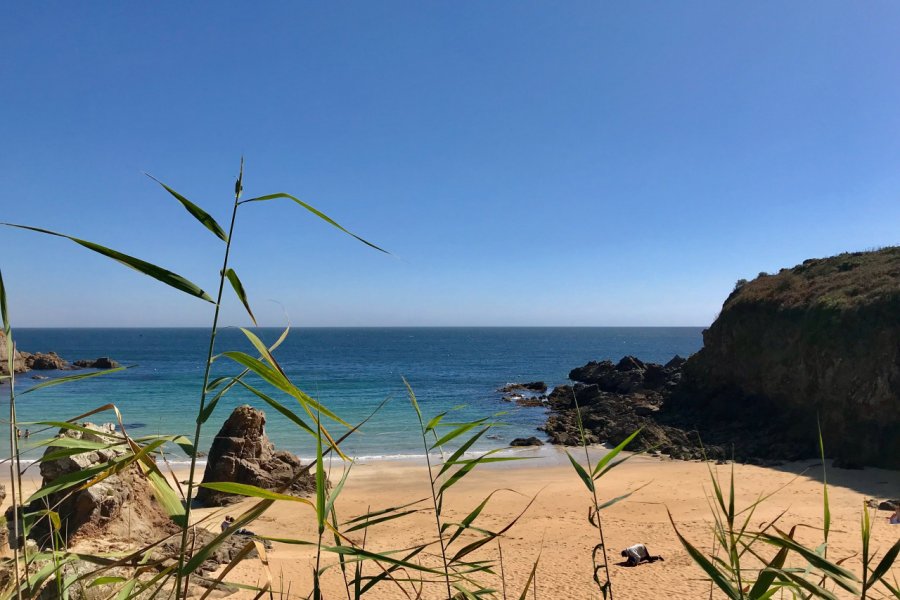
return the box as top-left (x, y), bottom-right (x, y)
top-left (728, 246), bottom-right (900, 310)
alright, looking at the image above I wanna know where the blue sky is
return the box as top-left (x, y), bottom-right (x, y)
top-left (2, 2), bottom-right (898, 327)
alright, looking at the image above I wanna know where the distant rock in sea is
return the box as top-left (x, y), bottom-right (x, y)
top-left (23, 351), bottom-right (69, 370)
top-left (73, 357), bottom-right (120, 369)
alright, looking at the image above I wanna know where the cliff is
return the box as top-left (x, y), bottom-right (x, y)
top-left (673, 247), bottom-right (900, 469)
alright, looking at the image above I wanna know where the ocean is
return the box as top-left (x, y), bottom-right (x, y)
top-left (4, 327), bottom-right (703, 463)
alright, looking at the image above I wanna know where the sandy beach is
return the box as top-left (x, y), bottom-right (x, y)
top-left (7, 448), bottom-right (896, 599)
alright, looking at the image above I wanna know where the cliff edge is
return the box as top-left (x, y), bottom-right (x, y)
top-left (673, 246), bottom-right (900, 469)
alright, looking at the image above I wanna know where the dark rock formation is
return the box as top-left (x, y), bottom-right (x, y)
top-left (498, 381), bottom-right (547, 393)
top-left (16, 422), bottom-right (180, 546)
top-left (510, 437), bottom-right (544, 447)
top-left (73, 357), bottom-right (120, 369)
top-left (536, 249), bottom-right (899, 468)
top-left (502, 393), bottom-right (546, 407)
top-left (675, 247), bottom-right (900, 469)
top-left (543, 361), bottom-right (710, 459)
top-left (23, 351), bottom-right (69, 370)
top-left (197, 405), bottom-right (316, 506)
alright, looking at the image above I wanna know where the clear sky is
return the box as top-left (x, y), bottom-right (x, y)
top-left (2, 2), bottom-right (899, 327)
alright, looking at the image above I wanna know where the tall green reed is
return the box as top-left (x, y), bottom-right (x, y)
top-left (669, 431), bottom-right (900, 600)
top-left (1, 160), bottom-right (386, 598)
top-left (564, 389), bottom-right (645, 600)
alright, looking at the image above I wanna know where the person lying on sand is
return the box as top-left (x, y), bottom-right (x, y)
top-left (221, 515), bottom-right (258, 536)
top-left (621, 543), bottom-right (664, 566)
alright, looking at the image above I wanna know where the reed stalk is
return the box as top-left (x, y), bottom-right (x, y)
top-left (175, 159), bottom-right (244, 599)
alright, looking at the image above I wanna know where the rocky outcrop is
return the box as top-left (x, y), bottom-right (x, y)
top-left (543, 359), bottom-right (711, 460)
top-left (16, 422), bottom-right (180, 547)
top-left (197, 405), bottom-right (316, 506)
top-left (73, 357), bottom-right (120, 369)
top-left (23, 351), bottom-right (69, 370)
top-left (498, 381), bottom-right (548, 393)
top-left (675, 248), bottom-right (900, 469)
top-left (0, 334), bottom-right (118, 374)
top-left (510, 437), bottom-right (544, 447)
top-left (0, 331), bottom-right (26, 374)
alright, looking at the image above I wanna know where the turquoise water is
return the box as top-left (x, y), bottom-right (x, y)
top-left (4, 327), bottom-right (702, 462)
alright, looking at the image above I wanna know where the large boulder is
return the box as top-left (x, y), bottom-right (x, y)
top-left (676, 247), bottom-right (900, 469)
top-left (17, 423), bottom-right (179, 547)
top-left (196, 405), bottom-right (316, 506)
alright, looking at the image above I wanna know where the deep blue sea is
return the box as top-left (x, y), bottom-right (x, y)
top-left (4, 328), bottom-right (702, 463)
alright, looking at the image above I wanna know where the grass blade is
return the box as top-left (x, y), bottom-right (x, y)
top-left (668, 508), bottom-right (741, 599)
top-left (866, 537), bottom-right (900, 588)
top-left (198, 481), bottom-right (314, 506)
top-left (20, 366), bottom-right (129, 395)
top-left (567, 451), bottom-right (595, 493)
top-left (145, 174), bottom-right (228, 242)
top-left (225, 269), bottom-right (257, 325)
top-left (238, 192), bottom-right (388, 253)
top-left (1, 223), bottom-right (213, 302)
top-left (591, 428), bottom-right (641, 478)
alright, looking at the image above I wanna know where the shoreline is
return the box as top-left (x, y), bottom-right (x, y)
top-left (3, 452), bottom-right (898, 598)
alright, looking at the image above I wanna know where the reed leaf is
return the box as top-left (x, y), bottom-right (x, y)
top-left (145, 174), bottom-right (228, 242)
top-left (595, 482), bottom-right (649, 511)
top-left (344, 510), bottom-right (420, 533)
top-left (446, 490), bottom-right (505, 546)
top-left (668, 508), bottom-right (741, 599)
top-left (226, 269), bottom-right (256, 325)
top-left (238, 192), bottom-right (388, 253)
top-left (315, 418), bottom-right (326, 533)
top-left (218, 351), bottom-right (347, 426)
top-left (323, 466), bottom-right (352, 520)
top-left (144, 468), bottom-right (187, 526)
top-left (765, 568), bottom-right (840, 600)
top-left (817, 420), bottom-right (830, 547)
top-left (437, 427), bottom-right (490, 477)
top-left (590, 428), bottom-right (641, 478)
top-left (866, 537), bottom-right (900, 588)
top-left (749, 546), bottom-right (790, 598)
top-left (2, 223), bottom-right (214, 302)
top-left (181, 499), bottom-right (273, 575)
top-left (567, 451), bottom-right (594, 493)
top-left (198, 482), bottom-right (314, 506)
top-left (432, 419), bottom-right (490, 451)
top-left (0, 269), bottom-right (10, 334)
top-left (196, 539), bottom-right (257, 600)
top-left (449, 494), bottom-right (539, 564)
top-left (517, 550), bottom-right (541, 600)
top-left (27, 458), bottom-right (127, 504)
top-left (20, 366), bottom-right (129, 395)
top-left (233, 379), bottom-right (315, 436)
top-left (758, 531), bottom-right (859, 592)
top-left (343, 499), bottom-right (429, 526)
top-left (321, 545), bottom-right (447, 576)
